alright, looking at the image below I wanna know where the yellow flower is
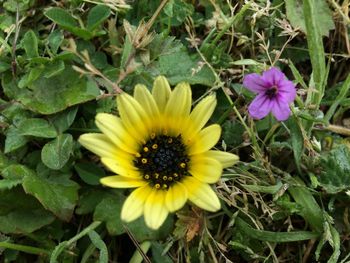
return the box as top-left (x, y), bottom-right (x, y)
top-left (79, 76), bottom-right (239, 229)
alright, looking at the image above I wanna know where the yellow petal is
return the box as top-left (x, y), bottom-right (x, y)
top-left (121, 185), bottom-right (153, 222)
top-left (164, 82), bottom-right (192, 118)
top-left (101, 157), bottom-right (139, 178)
top-left (188, 124), bottom-right (221, 155)
top-left (189, 157), bottom-right (222, 184)
top-left (183, 176), bottom-right (221, 212)
top-left (152, 76), bottom-right (171, 112)
top-left (144, 189), bottom-right (169, 229)
top-left (188, 94), bottom-right (216, 136)
top-left (134, 84), bottom-right (160, 118)
top-left (205, 150), bottom-right (239, 168)
top-left (95, 113), bottom-right (138, 154)
top-left (165, 182), bottom-right (188, 212)
top-left (78, 133), bottom-right (119, 159)
top-left (100, 175), bottom-right (146, 188)
top-left (117, 93), bottom-right (148, 142)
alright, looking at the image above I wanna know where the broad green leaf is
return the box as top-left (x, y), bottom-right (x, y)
top-left (235, 217), bottom-right (319, 242)
top-left (0, 164), bottom-right (29, 190)
top-left (41, 134), bottom-right (73, 170)
top-left (74, 163), bottom-right (105, 185)
top-left (18, 118), bottom-right (57, 138)
top-left (318, 145), bottom-right (350, 193)
top-left (44, 8), bottom-right (78, 28)
top-left (21, 30), bottom-right (39, 58)
top-left (43, 60), bottom-right (65, 78)
top-left (76, 188), bottom-right (108, 215)
top-left (0, 188), bottom-right (54, 234)
top-left (157, 50), bottom-right (215, 86)
top-left (87, 5), bottom-right (110, 31)
top-left (93, 193), bottom-right (125, 235)
top-left (4, 126), bottom-right (28, 153)
top-left (50, 106), bottom-right (78, 134)
top-left (285, 0), bottom-right (334, 37)
top-left (2, 67), bottom-right (100, 114)
top-left (22, 170), bottom-right (79, 221)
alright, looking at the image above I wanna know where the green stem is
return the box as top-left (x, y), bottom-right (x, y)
top-left (0, 242), bottom-right (50, 255)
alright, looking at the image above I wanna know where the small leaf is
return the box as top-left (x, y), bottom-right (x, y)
top-left (48, 30), bottom-right (64, 54)
top-left (21, 30), bottom-right (39, 58)
top-left (22, 170), bottom-right (79, 221)
top-left (18, 118), bottom-right (57, 138)
top-left (44, 8), bottom-right (78, 28)
top-left (75, 163), bottom-right (105, 185)
top-left (50, 106), bottom-right (78, 134)
top-left (4, 126), bottom-right (28, 153)
top-left (41, 134), bottom-right (73, 170)
top-left (87, 5), bottom-right (110, 31)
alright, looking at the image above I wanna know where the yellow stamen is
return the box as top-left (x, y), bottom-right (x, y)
top-left (150, 132), bottom-right (156, 139)
top-left (144, 174), bottom-right (150, 179)
top-left (143, 147), bottom-right (149, 152)
top-left (152, 144), bottom-right (158, 149)
top-left (162, 176), bottom-right (167, 181)
top-left (141, 158), bottom-right (147, 164)
top-left (180, 163), bottom-right (186, 168)
top-left (155, 183), bottom-right (160, 189)
top-left (168, 177), bottom-right (173, 181)
top-left (135, 153), bottom-right (141, 157)
top-left (154, 173), bottom-right (159, 179)
top-left (162, 184), bottom-right (168, 189)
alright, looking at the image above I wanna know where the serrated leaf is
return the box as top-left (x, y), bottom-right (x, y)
top-left (4, 126), bottom-right (28, 153)
top-left (22, 170), bottom-right (79, 221)
top-left (318, 145), bottom-right (350, 193)
top-left (87, 5), bottom-right (110, 31)
top-left (75, 162), bottom-right (105, 185)
top-left (41, 134), bottom-right (73, 170)
top-left (18, 118), bottom-right (57, 138)
top-left (21, 30), bottom-right (39, 58)
top-left (0, 188), bottom-right (54, 234)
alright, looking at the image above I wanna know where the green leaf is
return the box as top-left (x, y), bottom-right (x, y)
top-left (74, 163), bottom-right (105, 185)
top-left (18, 118), bottom-right (57, 138)
top-left (4, 126), bottom-right (28, 153)
top-left (2, 67), bottom-right (100, 114)
top-left (43, 60), bottom-right (65, 78)
top-left (0, 188), bottom-right (54, 234)
top-left (87, 5), bottom-right (110, 31)
top-left (48, 30), bottom-right (64, 54)
top-left (287, 116), bottom-right (304, 172)
top-left (50, 106), bottom-right (78, 134)
top-left (0, 164), bottom-right (29, 190)
top-left (93, 193), bottom-right (125, 235)
top-left (41, 134), bottom-right (73, 170)
top-left (285, 0), bottom-right (334, 37)
top-left (157, 50), bottom-right (215, 86)
top-left (235, 217), bottom-right (319, 242)
top-left (76, 188), bottom-right (108, 215)
top-left (241, 181), bottom-right (283, 194)
top-left (22, 170), bottom-right (79, 221)
top-left (318, 145), bottom-right (350, 193)
top-left (88, 231), bottom-right (108, 263)
top-left (44, 8), bottom-right (78, 28)
top-left (21, 30), bottom-right (39, 58)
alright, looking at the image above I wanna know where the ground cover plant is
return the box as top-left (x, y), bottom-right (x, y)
top-left (0, 0), bottom-right (350, 262)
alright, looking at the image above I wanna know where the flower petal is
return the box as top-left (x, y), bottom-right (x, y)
top-left (117, 93), bottom-right (148, 142)
top-left (261, 67), bottom-right (285, 86)
top-left (100, 175), bottom-right (147, 188)
top-left (186, 94), bottom-right (216, 138)
top-left (248, 93), bottom-right (272, 120)
top-left (95, 113), bottom-right (138, 154)
top-left (188, 124), bottom-right (221, 155)
top-left (183, 177), bottom-right (221, 212)
top-left (121, 185), bottom-right (153, 222)
top-left (165, 182), bottom-right (188, 212)
top-left (152, 76), bottom-right (171, 112)
top-left (189, 157), bottom-right (222, 183)
top-left (101, 157), bottom-right (140, 178)
top-left (278, 80), bottom-right (296, 103)
top-left (205, 150), bottom-right (239, 168)
top-left (79, 133), bottom-right (120, 159)
top-left (144, 189), bottom-right (169, 229)
top-left (134, 84), bottom-right (160, 118)
top-left (243, 73), bottom-right (267, 93)
top-left (165, 82), bottom-right (192, 118)
top-left (271, 99), bottom-right (291, 121)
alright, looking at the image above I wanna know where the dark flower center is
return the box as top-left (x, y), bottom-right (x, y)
top-left (134, 134), bottom-right (189, 190)
top-left (265, 85), bottom-right (278, 99)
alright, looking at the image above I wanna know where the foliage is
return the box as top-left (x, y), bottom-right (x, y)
top-left (0, 0), bottom-right (350, 262)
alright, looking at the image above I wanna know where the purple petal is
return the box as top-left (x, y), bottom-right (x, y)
top-left (248, 94), bottom-right (272, 119)
top-left (261, 67), bottom-right (285, 86)
top-left (277, 79), bottom-right (296, 102)
top-left (271, 99), bottom-right (291, 121)
top-left (243, 73), bottom-right (267, 93)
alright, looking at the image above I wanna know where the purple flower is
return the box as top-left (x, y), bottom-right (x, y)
top-left (243, 67), bottom-right (296, 121)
